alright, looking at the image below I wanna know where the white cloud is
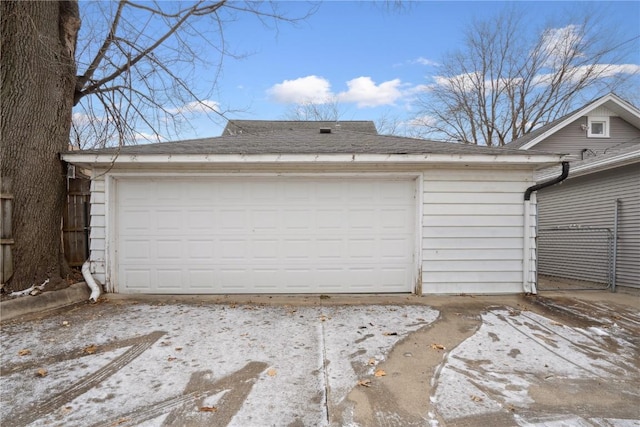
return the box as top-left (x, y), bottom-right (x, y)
top-left (168, 99), bottom-right (219, 115)
top-left (532, 63), bottom-right (640, 87)
top-left (407, 114), bottom-right (438, 127)
top-left (267, 75), bottom-right (332, 104)
top-left (433, 72), bottom-right (482, 92)
top-left (539, 24), bottom-right (583, 68)
top-left (413, 57), bottom-right (440, 67)
top-left (72, 111), bottom-right (104, 126)
top-left (337, 77), bottom-right (404, 108)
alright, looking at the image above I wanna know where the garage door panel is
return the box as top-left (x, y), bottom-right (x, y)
top-left (120, 210), bottom-right (152, 232)
top-left (252, 210), bottom-right (279, 229)
top-left (157, 210), bottom-right (181, 231)
top-left (187, 210), bottom-right (215, 230)
top-left (117, 177), bottom-right (416, 293)
top-left (122, 240), bottom-right (152, 261)
top-left (124, 269), bottom-right (151, 290)
top-left (157, 269), bottom-right (182, 290)
top-left (157, 240), bottom-right (182, 260)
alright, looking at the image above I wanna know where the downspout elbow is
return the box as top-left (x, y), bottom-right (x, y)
top-left (525, 161), bottom-right (570, 201)
top-left (82, 260), bottom-right (101, 303)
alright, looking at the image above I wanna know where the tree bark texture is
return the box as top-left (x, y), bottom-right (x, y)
top-left (1, 1), bottom-right (79, 291)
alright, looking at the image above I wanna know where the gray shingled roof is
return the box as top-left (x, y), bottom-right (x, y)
top-left (223, 120), bottom-right (378, 135)
top-left (70, 128), bottom-right (555, 156)
top-left (505, 114), bottom-right (569, 149)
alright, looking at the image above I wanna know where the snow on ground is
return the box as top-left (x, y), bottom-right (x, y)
top-left (433, 308), bottom-right (639, 426)
top-left (0, 303), bottom-right (437, 427)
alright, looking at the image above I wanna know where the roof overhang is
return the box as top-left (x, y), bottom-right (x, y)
top-left (61, 152), bottom-right (564, 170)
top-left (536, 146), bottom-right (640, 181)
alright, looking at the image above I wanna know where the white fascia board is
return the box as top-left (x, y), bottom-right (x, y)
top-left (536, 148), bottom-right (640, 180)
top-left (61, 152), bottom-right (563, 167)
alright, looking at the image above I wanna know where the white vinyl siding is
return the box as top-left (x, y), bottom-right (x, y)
top-left (421, 168), bottom-right (534, 294)
top-left (89, 172), bottom-right (107, 285)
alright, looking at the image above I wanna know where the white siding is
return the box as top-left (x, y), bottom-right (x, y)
top-left (89, 172), bottom-right (106, 285)
top-left (90, 167), bottom-right (538, 294)
top-left (422, 168), bottom-right (534, 294)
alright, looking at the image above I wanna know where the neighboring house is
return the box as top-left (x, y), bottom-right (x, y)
top-left (508, 94), bottom-right (640, 289)
top-left (222, 120), bottom-right (378, 135)
top-left (61, 121), bottom-right (562, 295)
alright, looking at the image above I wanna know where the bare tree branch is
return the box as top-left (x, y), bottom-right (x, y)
top-left (414, 7), bottom-right (640, 145)
top-left (72, 1), bottom-right (316, 148)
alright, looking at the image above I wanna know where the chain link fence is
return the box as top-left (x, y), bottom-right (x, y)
top-left (537, 227), bottom-right (613, 290)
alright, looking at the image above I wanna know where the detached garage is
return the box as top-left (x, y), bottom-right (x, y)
top-left (62, 121), bottom-right (563, 295)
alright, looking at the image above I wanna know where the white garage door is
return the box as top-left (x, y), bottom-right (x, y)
top-left (116, 176), bottom-right (416, 293)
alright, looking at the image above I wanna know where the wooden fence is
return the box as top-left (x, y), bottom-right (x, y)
top-left (1, 177), bottom-right (14, 287)
top-left (63, 177), bottom-right (91, 267)
top-left (0, 176), bottom-right (89, 288)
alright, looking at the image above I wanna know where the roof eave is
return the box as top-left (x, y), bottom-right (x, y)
top-left (61, 152), bottom-right (564, 169)
top-left (536, 147), bottom-right (640, 180)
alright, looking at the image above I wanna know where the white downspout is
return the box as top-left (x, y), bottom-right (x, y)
top-left (523, 161), bottom-right (570, 294)
top-left (523, 200), bottom-right (533, 294)
top-left (82, 260), bottom-right (101, 302)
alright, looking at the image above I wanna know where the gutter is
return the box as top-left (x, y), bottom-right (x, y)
top-left (522, 161), bottom-right (570, 294)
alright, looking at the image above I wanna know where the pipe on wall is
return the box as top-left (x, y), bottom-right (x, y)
top-left (82, 260), bottom-right (101, 302)
top-left (522, 162), bottom-right (570, 293)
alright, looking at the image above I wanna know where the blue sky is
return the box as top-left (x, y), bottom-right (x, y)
top-left (76, 1), bottom-right (640, 143)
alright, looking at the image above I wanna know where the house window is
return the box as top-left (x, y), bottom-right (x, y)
top-left (587, 116), bottom-right (609, 138)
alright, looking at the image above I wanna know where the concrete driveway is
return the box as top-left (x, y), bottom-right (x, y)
top-left (1, 292), bottom-right (638, 426)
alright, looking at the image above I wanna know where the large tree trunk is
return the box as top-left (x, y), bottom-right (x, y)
top-left (1, 1), bottom-right (79, 292)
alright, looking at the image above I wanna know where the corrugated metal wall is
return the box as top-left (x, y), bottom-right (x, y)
top-left (537, 163), bottom-right (639, 288)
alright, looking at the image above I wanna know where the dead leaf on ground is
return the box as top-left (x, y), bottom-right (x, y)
top-left (62, 321), bottom-right (70, 327)
top-left (267, 368), bottom-right (277, 377)
top-left (374, 369), bottom-right (386, 377)
top-left (36, 368), bottom-right (48, 377)
top-left (320, 294), bottom-right (331, 300)
top-left (175, 347), bottom-right (183, 351)
top-left (431, 343), bottom-right (446, 350)
top-left (199, 406), bottom-right (218, 412)
top-left (470, 395), bottom-right (483, 402)
top-left (167, 356), bottom-right (177, 362)
top-left (550, 321), bottom-right (564, 327)
top-left (83, 344), bottom-right (98, 354)
top-left (383, 332), bottom-right (398, 336)
top-left (357, 379), bottom-right (371, 387)
top-left (18, 349), bottom-right (31, 356)
top-left (368, 358), bottom-right (377, 366)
